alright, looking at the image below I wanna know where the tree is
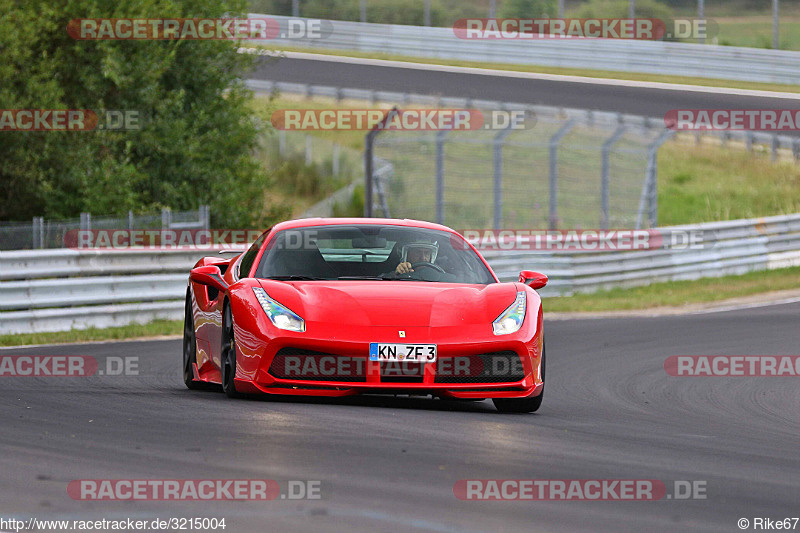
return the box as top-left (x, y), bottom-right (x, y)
top-left (499, 0), bottom-right (557, 18)
top-left (0, 0), bottom-right (272, 227)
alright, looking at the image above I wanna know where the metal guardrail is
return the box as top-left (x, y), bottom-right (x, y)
top-left (486, 213), bottom-right (800, 296)
top-left (2, 213), bottom-right (800, 334)
top-left (0, 248), bottom-right (242, 335)
top-left (252, 15), bottom-right (800, 86)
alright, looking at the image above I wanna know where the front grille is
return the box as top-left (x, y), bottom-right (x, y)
top-left (379, 361), bottom-right (424, 383)
top-left (269, 348), bottom-right (366, 382)
top-left (434, 351), bottom-right (526, 384)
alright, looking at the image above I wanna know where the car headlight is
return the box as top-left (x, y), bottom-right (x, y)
top-left (253, 287), bottom-right (305, 332)
top-left (492, 291), bottom-right (526, 335)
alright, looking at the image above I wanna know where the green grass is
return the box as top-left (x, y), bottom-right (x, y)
top-left (0, 319), bottom-right (182, 348)
top-left (658, 140), bottom-right (800, 225)
top-left (542, 265), bottom-right (800, 312)
top-left (713, 16), bottom-right (800, 50)
top-left (258, 45), bottom-right (800, 94)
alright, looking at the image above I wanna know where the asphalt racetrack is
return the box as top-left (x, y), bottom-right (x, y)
top-left (1, 301), bottom-right (798, 532)
top-left (252, 53), bottom-right (800, 135)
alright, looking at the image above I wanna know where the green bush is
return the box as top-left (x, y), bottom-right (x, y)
top-left (250, 0), bottom-right (447, 25)
top-left (332, 184), bottom-right (364, 217)
top-left (499, 0), bottom-right (558, 18)
top-left (572, 0), bottom-right (674, 20)
top-left (0, 0), bottom-right (275, 228)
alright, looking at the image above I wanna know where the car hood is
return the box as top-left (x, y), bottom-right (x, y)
top-left (256, 280), bottom-right (520, 327)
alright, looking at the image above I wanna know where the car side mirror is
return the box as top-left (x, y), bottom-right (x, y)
top-left (190, 265), bottom-right (229, 292)
top-left (519, 270), bottom-right (548, 290)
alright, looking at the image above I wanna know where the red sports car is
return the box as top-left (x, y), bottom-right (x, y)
top-left (183, 218), bottom-right (548, 412)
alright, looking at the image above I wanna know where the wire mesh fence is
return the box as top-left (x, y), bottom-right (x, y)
top-left (0, 207), bottom-right (209, 251)
top-left (260, 129), bottom-right (362, 180)
top-left (373, 111), bottom-right (664, 230)
top-left (248, 80), bottom-right (800, 229)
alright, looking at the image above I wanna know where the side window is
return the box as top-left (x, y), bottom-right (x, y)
top-left (238, 233), bottom-right (268, 278)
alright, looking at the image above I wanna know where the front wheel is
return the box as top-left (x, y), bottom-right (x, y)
top-left (220, 302), bottom-right (243, 399)
top-left (492, 343), bottom-right (545, 413)
top-left (183, 291), bottom-right (203, 390)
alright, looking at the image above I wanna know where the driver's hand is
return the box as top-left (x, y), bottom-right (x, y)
top-left (395, 262), bottom-right (413, 274)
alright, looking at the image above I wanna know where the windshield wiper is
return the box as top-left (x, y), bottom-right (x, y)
top-left (265, 275), bottom-right (327, 281)
top-left (337, 276), bottom-right (384, 280)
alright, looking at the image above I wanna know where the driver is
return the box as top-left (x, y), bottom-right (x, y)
top-left (394, 240), bottom-right (439, 275)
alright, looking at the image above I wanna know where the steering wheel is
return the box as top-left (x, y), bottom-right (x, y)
top-left (411, 261), bottom-right (445, 274)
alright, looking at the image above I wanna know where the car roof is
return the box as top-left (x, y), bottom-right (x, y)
top-left (269, 218), bottom-right (460, 234)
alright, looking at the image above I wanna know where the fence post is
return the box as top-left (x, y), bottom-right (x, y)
top-left (279, 129), bottom-right (286, 157)
top-left (375, 162), bottom-right (392, 218)
top-left (161, 208), bottom-right (172, 230)
top-left (305, 134), bottom-right (313, 166)
top-left (79, 212), bottom-right (91, 231)
top-left (200, 205), bottom-right (210, 230)
top-left (793, 138), bottom-right (800, 161)
top-left (364, 138), bottom-right (374, 218)
top-left (364, 107), bottom-right (399, 217)
top-left (771, 134), bottom-right (779, 162)
top-left (332, 143), bottom-right (340, 176)
top-left (698, 0), bottom-right (705, 44)
top-left (548, 118), bottom-right (577, 230)
top-left (32, 216), bottom-right (44, 249)
top-left (601, 122), bottom-right (626, 230)
top-left (435, 129), bottom-right (449, 224)
top-left (746, 131), bottom-right (754, 152)
top-left (637, 129), bottom-right (674, 229)
top-left (493, 125), bottom-right (515, 229)
top-left (128, 210), bottom-right (134, 231)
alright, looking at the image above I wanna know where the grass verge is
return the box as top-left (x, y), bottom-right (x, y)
top-left (0, 319), bottom-right (182, 348)
top-left (542, 266), bottom-right (800, 313)
top-left (658, 140), bottom-right (800, 225)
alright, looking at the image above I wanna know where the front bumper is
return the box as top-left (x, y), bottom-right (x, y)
top-left (232, 323), bottom-right (543, 399)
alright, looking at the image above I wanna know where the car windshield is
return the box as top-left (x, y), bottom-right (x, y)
top-left (255, 224), bottom-right (495, 284)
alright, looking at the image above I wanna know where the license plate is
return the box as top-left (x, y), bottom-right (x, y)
top-left (369, 343), bottom-right (437, 362)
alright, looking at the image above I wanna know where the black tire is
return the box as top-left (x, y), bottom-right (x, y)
top-left (220, 302), bottom-right (243, 399)
top-left (492, 342), bottom-right (545, 414)
top-left (183, 290), bottom-right (203, 390)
